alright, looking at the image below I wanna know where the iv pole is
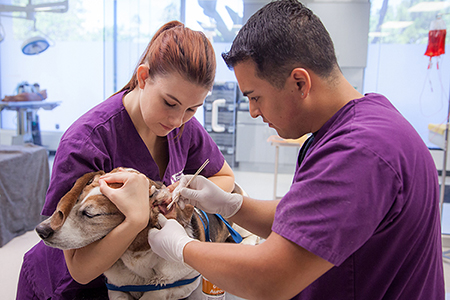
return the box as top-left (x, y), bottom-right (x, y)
top-left (440, 91), bottom-right (450, 259)
top-left (435, 12), bottom-right (450, 258)
top-left (439, 101), bottom-right (450, 218)
top-left (437, 13), bottom-right (450, 218)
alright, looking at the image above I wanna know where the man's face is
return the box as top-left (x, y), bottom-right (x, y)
top-left (234, 60), bottom-right (305, 139)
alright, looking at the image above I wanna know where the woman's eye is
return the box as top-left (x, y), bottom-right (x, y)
top-left (164, 100), bottom-right (176, 107)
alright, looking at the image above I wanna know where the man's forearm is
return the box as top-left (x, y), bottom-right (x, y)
top-left (229, 197), bottom-right (279, 239)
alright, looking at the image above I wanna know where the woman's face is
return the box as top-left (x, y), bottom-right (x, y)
top-left (139, 72), bottom-right (210, 137)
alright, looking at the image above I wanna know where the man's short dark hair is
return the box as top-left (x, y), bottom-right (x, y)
top-left (222, 0), bottom-right (339, 89)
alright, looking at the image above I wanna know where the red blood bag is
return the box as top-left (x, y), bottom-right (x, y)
top-left (425, 17), bottom-right (446, 58)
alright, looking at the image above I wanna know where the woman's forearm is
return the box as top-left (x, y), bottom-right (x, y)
top-left (208, 161), bottom-right (235, 193)
top-left (64, 219), bottom-right (144, 284)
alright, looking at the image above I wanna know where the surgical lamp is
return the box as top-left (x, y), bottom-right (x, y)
top-left (0, 0), bottom-right (68, 55)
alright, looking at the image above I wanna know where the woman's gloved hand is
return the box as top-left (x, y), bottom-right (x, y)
top-left (148, 214), bottom-right (196, 263)
top-left (172, 175), bottom-right (243, 218)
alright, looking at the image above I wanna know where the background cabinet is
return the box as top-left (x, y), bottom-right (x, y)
top-left (203, 82), bottom-right (240, 168)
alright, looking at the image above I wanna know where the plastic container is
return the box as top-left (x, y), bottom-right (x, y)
top-left (425, 18), bottom-right (446, 57)
top-left (202, 277), bottom-right (226, 299)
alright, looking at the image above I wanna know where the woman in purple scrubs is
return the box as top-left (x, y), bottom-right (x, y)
top-left (17, 20), bottom-right (234, 300)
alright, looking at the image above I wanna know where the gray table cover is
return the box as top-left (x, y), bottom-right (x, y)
top-left (0, 144), bottom-right (49, 247)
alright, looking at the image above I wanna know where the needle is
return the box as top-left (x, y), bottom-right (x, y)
top-left (166, 159), bottom-right (210, 210)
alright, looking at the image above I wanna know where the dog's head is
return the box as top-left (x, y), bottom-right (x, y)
top-left (36, 168), bottom-right (194, 250)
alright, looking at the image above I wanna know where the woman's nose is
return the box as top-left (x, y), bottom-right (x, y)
top-left (169, 111), bottom-right (185, 128)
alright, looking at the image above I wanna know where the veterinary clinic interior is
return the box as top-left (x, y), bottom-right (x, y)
top-left (0, 0), bottom-right (449, 299)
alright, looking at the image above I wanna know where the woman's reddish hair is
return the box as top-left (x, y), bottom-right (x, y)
top-left (118, 21), bottom-right (216, 93)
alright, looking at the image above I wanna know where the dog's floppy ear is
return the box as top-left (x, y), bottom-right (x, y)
top-left (50, 170), bottom-right (105, 230)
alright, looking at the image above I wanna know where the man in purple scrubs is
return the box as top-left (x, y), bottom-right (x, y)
top-left (146, 1), bottom-right (445, 299)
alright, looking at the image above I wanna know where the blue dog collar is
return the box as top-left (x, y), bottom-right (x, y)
top-left (105, 211), bottom-right (242, 293)
top-left (197, 210), bottom-right (243, 244)
top-left (105, 274), bottom-right (201, 292)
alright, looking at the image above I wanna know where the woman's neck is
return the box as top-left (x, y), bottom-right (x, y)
top-left (123, 89), bottom-right (168, 178)
top-left (123, 89), bottom-right (155, 141)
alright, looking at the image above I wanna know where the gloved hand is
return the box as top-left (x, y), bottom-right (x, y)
top-left (172, 175), bottom-right (243, 218)
top-left (148, 214), bottom-right (197, 263)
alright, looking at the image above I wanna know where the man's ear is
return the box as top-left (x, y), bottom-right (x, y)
top-left (291, 68), bottom-right (311, 97)
top-left (136, 65), bottom-right (150, 89)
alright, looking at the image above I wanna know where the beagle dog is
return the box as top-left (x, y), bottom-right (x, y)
top-left (35, 168), bottom-right (244, 300)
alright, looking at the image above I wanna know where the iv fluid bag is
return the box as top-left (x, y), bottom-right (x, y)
top-left (425, 18), bottom-right (446, 57)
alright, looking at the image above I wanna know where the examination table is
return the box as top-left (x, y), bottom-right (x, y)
top-left (0, 144), bottom-right (49, 247)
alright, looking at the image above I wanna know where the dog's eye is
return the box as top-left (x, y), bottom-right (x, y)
top-left (82, 210), bottom-right (100, 218)
top-left (86, 178), bottom-right (94, 185)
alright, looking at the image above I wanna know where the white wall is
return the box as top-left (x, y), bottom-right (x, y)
top-left (364, 44), bottom-right (450, 149)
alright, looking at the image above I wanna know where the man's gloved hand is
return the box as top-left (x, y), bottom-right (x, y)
top-left (148, 214), bottom-right (196, 264)
top-left (172, 175), bottom-right (243, 218)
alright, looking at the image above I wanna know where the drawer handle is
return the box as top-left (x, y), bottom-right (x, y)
top-left (212, 99), bottom-right (226, 133)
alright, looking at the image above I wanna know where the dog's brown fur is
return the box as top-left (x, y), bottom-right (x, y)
top-left (36, 168), bottom-right (237, 300)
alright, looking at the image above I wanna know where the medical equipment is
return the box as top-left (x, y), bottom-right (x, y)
top-left (425, 16), bottom-right (446, 69)
top-left (167, 159), bottom-right (210, 210)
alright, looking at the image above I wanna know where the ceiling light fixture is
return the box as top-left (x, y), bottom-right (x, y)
top-left (0, 0), bottom-right (68, 54)
top-left (21, 35), bottom-right (49, 55)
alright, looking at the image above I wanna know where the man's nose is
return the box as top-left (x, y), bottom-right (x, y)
top-left (249, 102), bottom-right (261, 119)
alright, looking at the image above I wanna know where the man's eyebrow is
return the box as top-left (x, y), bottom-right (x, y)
top-left (242, 90), bottom-right (254, 97)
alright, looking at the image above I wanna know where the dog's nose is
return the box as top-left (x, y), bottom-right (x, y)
top-left (35, 224), bottom-right (54, 240)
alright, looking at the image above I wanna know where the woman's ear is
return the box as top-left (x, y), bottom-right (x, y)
top-left (136, 65), bottom-right (150, 89)
top-left (291, 68), bottom-right (311, 97)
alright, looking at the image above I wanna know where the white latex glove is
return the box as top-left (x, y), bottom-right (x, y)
top-left (172, 175), bottom-right (243, 218)
top-left (148, 214), bottom-right (196, 263)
